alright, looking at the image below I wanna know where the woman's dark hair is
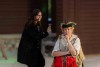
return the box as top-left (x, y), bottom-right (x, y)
top-left (25, 9), bottom-right (42, 27)
top-left (32, 9), bottom-right (41, 17)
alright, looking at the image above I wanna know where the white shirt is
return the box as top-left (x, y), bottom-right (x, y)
top-left (52, 34), bottom-right (81, 55)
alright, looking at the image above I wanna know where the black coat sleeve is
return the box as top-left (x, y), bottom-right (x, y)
top-left (27, 25), bottom-right (48, 40)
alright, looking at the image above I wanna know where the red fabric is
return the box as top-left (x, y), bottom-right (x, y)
top-left (54, 56), bottom-right (63, 67)
top-left (53, 56), bottom-right (77, 67)
top-left (67, 56), bottom-right (78, 67)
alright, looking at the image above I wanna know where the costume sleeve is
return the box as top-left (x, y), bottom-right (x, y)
top-left (41, 32), bottom-right (48, 39)
top-left (73, 38), bottom-right (81, 55)
top-left (52, 38), bottom-right (60, 53)
top-left (27, 25), bottom-right (48, 40)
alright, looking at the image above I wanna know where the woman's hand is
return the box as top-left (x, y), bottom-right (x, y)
top-left (47, 26), bottom-right (52, 33)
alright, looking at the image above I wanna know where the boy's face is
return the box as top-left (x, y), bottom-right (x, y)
top-left (63, 27), bottom-right (74, 35)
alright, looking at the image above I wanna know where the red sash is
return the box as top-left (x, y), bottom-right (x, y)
top-left (67, 56), bottom-right (78, 67)
top-left (54, 55), bottom-right (77, 67)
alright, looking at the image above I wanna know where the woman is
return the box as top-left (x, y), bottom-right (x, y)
top-left (52, 21), bottom-right (81, 67)
top-left (17, 9), bottom-right (49, 67)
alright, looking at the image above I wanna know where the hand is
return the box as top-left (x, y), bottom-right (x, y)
top-left (47, 26), bottom-right (52, 33)
top-left (65, 35), bottom-right (70, 41)
top-left (65, 51), bottom-right (70, 55)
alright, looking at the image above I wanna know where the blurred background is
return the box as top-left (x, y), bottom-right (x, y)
top-left (0, 0), bottom-right (100, 67)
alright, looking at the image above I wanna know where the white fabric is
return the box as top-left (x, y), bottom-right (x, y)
top-left (52, 34), bottom-right (81, 54)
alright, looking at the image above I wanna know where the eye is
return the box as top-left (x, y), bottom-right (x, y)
top-left (67, 29), bottom-right (69, 30)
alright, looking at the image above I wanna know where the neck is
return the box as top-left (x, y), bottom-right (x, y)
top-left (69, 34), bottom-right (73, 39)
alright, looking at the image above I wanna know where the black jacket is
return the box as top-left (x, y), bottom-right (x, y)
top-left (17, 22), bottom-right (48, 67)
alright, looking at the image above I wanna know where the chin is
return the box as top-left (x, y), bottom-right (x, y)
top-left (38, 19), bottom-right (41, 22)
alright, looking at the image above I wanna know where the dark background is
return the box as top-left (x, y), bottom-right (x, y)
top-left (0, 0), bottom-right (100, 55)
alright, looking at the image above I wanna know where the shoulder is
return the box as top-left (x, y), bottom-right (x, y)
top-left (73, 34), bottom-right (80, 39)
top-left (72, 34), bottom-right (80, 42)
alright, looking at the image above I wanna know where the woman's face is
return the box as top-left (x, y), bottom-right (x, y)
top-left (63, 27), bottom-right (74, 35)
top-left (34, 12), bottom-right (42, 22)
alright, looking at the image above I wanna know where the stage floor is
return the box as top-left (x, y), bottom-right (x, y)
top-left (0, 50), bottom-right (100, 67)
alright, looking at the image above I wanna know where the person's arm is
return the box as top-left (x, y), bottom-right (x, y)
top-left (27, 25), bottom-right (48, 40)
top-left (41, 24), bottom-right (52, 38)
top-left (41, 32), bottom-right (48, 39)
top-left (66, 36), bottom-right (80, 56)
top-left (52, 38), bottom-right (70, 57)
top-left (26, 26), bottom-right (43, 40)
top-left (66, 36), bottom-right (77, 56)
top-left (67, 39), bottom-right (77, 56)
top-left (53, 51), bottom-right (70, 57)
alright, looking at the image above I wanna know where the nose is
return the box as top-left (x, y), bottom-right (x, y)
top-left (66, 29), bottom-right (69, 32)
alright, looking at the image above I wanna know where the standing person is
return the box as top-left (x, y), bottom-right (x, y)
top-left (52, 21), bottom-right (81, 67)
top-left (17, 9), bottom-right (49, 67)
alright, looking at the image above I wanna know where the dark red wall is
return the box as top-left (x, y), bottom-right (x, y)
top-left (55, 0), bottom-right (100, 54)
top-left (0, 0), bottom-right (29, 33)
top-left (0, 0), bottom-right (48, 33)
top-left (0, 0), bottom-right (100, 54)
